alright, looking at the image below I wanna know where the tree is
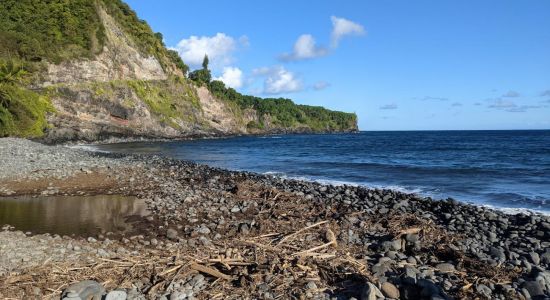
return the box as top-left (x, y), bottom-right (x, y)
top-left (202, 54), bottom-right (209, 70)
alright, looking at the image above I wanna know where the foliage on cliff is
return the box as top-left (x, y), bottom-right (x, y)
top-left (127, 77), bottom-right (201, 128)
top-left (206, 80), bottom-right (357, 132)
top-left (0, 60), bottom-right (54, 137)
top-left (0, 0), bottom-right (188, 74)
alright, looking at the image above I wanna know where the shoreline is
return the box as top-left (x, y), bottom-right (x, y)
top-left (78, 138), bottom-right (550, 218)
top-left (0, 138), bottom-right (549, 299)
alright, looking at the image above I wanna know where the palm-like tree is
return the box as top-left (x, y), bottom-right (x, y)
top-left (0, 60), bottom-right (28, 108)
top-left (0, 60), bottom-right (28, 84)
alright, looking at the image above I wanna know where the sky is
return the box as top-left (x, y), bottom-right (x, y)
top-left (125, 0), bottom-right (550, 130)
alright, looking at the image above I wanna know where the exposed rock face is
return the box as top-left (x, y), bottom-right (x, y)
top-left (30, 4), bottom-right (356, 143)
top-left (42, 7), bottom-right (167, 87)
top-left (196, 86), bottom-right (247, 134)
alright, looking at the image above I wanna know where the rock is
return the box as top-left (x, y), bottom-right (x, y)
top-left (435, 263), bottom-right (455, 273)
top-left (418, 279), bottom-right (441, 298)
top-left (541, 251), bottom-right (550, 264)
top-left (306, 281), bottom-right (317, 290)
top-left (405, 233), bottom-right (419, 243)
top-left (522, 281), bottom-right (544, 297)
top-left (489, 246), bottom-right (506, 261)
top-left (529, 251), bottom-right (541, 265)
top-left (166, 229), bottom-right (178, 240)
top-left (381, 282), bottom-right (400, 299)
top-left (169, 291), bottom-right (186, 300)
top-left (475, 284), bottom-right (492, 298)
top-left (105, 290), bottom-right (128, 300)
top-left (381, 239), bottom-right (402, 251)
top-left (61, 280), bottom-right (105, 300)
top-left (360, 282), bottom-right (383, 300)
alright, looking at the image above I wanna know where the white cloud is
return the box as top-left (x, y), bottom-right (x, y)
top-left (330, 16), bottom-right (365, 47)
top-left (280, 34), bottom-right (328, 61)
top-left (451, 102), bottom-right (462, 107)
top-left (253, 66), bottom-right (302, 94)
top-left (172, 33), bottom-right (237, 69)
top-left (380, 103), bottom-right (398, 110)
top-left (313, 81), bottom-right (330, 90)
top-left (215, 67), bottom-right (243, 89)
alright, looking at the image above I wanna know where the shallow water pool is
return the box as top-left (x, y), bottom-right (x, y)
top-left (0, 195), bottom-right (148, 236)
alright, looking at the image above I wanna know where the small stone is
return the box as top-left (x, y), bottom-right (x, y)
top-left (105, 290), bottom-right (127, 300)
top-left (381, 282), bottom-right (400, 299)
top-left (169, 291), bottom-right (186, 300)
top-left (62, 280), bottom-right (105, 300)
top-left (405, 233), bottom-right (419, 243)
top-left (306, 282), bottom-right (317, 290)
top-left (529, 251), bottom-right (541, 265)
top-left (476, 284), bottom-right (492, 298)
top-left (166, 229), bottom-right (178, 240)
top-left (360, 282), bottom-right (383, 300)
top-left (435, 263), bottom-right (455, 273)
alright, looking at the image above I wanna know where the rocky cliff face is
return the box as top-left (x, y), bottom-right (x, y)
top-left (36, 6), bottom-right (238, 142)
top-left (41, 8), bottom-right (167, 87)
top-left (1, 1), bottom-right (357, 142)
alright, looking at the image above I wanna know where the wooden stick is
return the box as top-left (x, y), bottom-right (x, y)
top-left (291, 242), bottom-right (335, 256)
top-left (190, 263), bottom-right (232, 281)
top-left (278, 220), bottom-right (329, 245)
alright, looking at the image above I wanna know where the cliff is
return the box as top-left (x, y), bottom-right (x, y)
top-left (0, 0), bottom-right (358, 142)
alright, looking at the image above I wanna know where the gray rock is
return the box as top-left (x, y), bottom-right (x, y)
top-left (61, 280), bottom-right (105, 300)
top-left (306, 281), bottom-right (317, 290)
top-left (522, 281), bottom-right (544, 297)
top-left (405, 233), bottom-right (419, 243)
top-left (169, 291), bottom-right (186, 300)
top-left (360, 282), bottom-right (383, 300)
top-left (529, 251), bottom-right (541, 265)
top-left (381, 239), bottom-right (402, 251)
top-left (475, 284), bottom-right (492, 298)
top-left (105, 290), bottom-right (128, 300)
top-left (489, 246), bottom-right (506, 261)
top-left (435, 263), bottom-right (455, 273)
top-left (166, 229), bottom-right (178, 240)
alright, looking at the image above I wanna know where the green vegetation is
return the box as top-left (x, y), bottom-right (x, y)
top-left (188, 55), bottom-right (212, 85)
top-left (197, 77), bottom-right (357, 131)
top-left (0, 0), bottom-right (188, 75)
top-left (0, 0), bottom-right (104, 63)
top-left (0, 60), bottom-right (54, 137)
top-left (127, 77), bottom-right (200, 129)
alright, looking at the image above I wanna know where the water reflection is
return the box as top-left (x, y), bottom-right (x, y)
top-left (0, 195), bottom-right (148, 236)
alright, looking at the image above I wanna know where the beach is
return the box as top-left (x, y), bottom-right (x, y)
top-left (0, 137), bottom-right (549, 299)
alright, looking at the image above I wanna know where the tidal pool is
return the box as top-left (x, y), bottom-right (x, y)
top-left (0, 195), bottom-right (148, 236)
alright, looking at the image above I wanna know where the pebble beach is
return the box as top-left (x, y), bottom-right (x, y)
top-left (0, 138), bottom-right (549, 299)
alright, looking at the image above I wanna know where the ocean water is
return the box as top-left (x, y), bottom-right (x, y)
top-left (92, 130), bottom-right (550, 214)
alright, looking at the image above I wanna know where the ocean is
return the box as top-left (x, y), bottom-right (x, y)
top-left (92, 130), bottom-right (550, 214)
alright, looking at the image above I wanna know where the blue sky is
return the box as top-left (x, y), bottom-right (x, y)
top-left (125, 0), bottom-right (550, 130)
